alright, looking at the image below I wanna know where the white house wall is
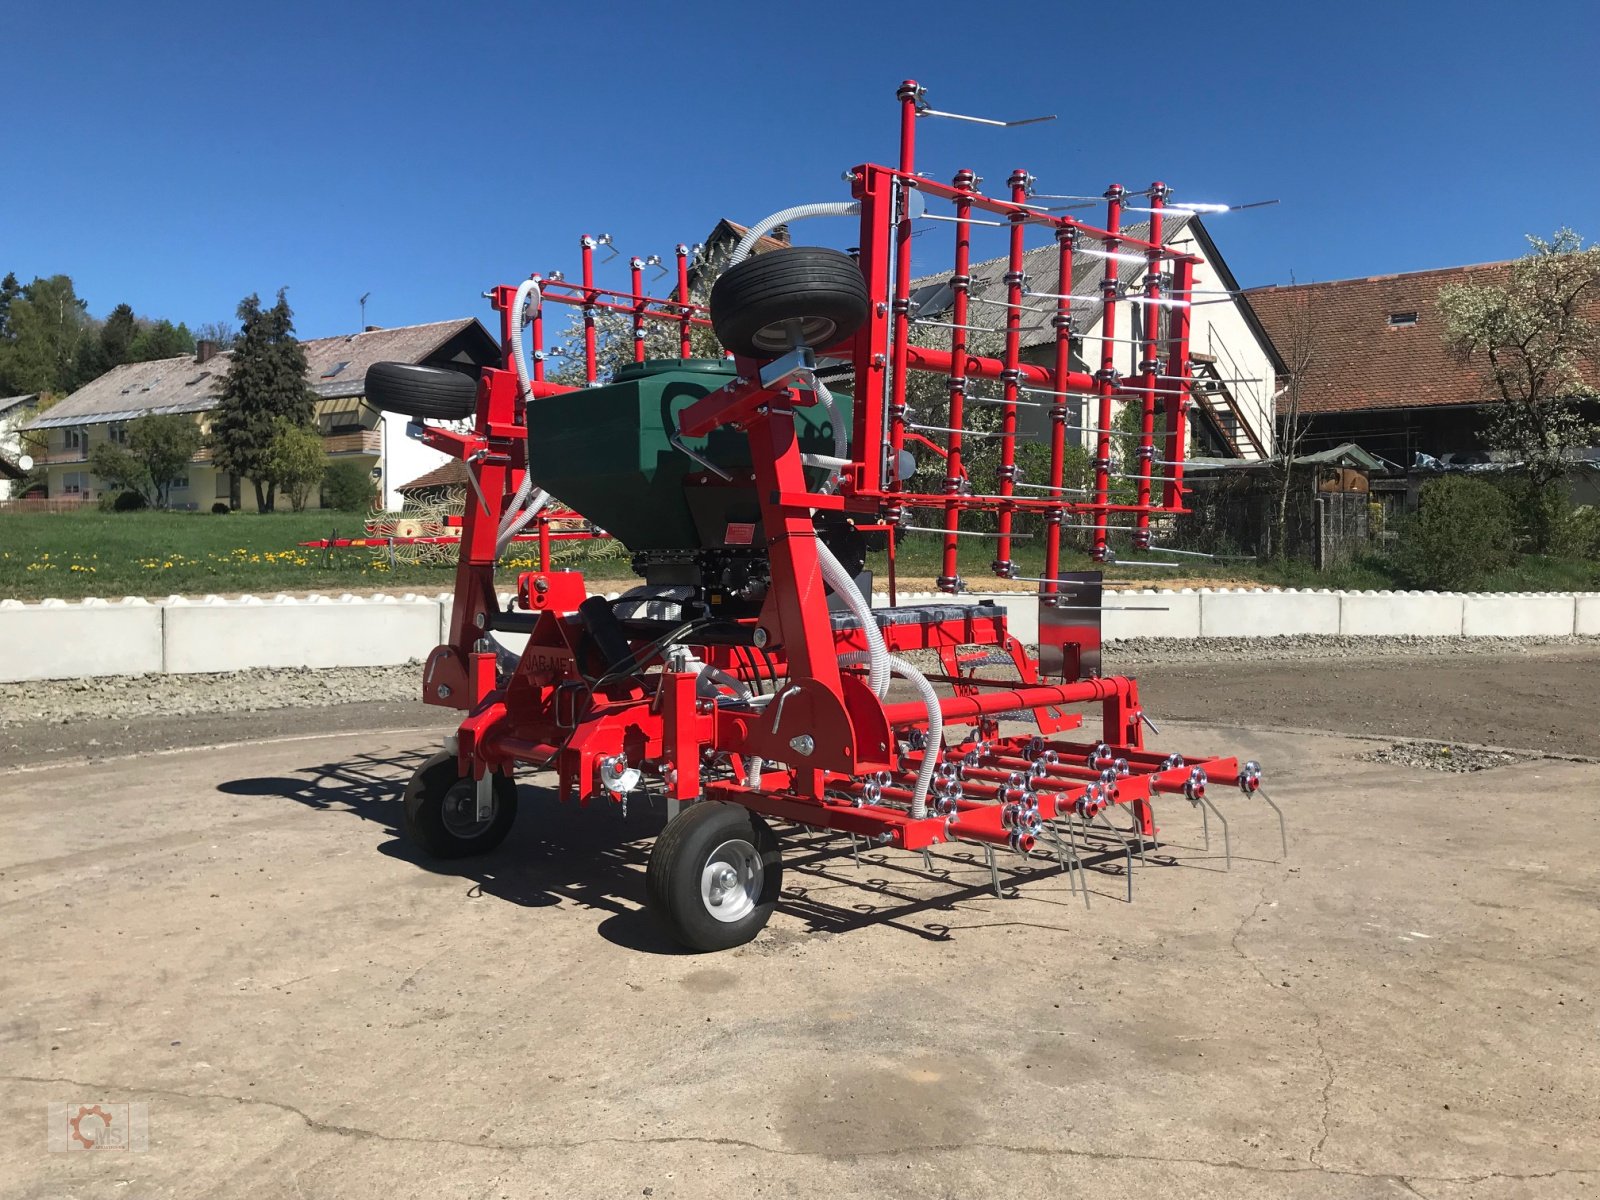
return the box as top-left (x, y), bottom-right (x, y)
top-left (379, 411), bottom-right (455, 511)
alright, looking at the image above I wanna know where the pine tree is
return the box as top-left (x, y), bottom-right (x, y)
top-left (209, 290), bottom-right (316, 511)
top-left (101, 303), bottom-right (138, 367)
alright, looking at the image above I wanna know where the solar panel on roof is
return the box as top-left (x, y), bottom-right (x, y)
top-left (321, 361), bottom-right (350, 378)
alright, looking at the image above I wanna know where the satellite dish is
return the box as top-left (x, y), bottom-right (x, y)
top-left (17, 454), bottom-right (33, 472)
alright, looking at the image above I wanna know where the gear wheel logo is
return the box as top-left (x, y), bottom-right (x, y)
top-left (50, 1100), bottom-right (147, 1151)
top-left (69, 1104), bottom-right (117, 1149)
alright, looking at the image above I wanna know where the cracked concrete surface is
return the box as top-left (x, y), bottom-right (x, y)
top-left (2, 701), bottom-right (1598, 1197)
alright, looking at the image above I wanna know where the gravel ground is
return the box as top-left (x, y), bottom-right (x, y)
top-left (6, 634), bottom-right (1600, 729)
top-left (1359, 741), bottom-right (1531, 772)
top-left (1105, 631), bottom-right (1600, 667)
top-left (0, 662), bottom-right (422, 727)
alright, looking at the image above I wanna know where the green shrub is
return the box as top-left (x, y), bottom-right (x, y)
top-left (211, 501), bottom-right (232, 514)
top-left (1395, 476), bottom-right (1514, 589)
top-left (109, 489), bottom-right (150, 512)
top-left (321, 461), bottom-right (378, 511)
top-left (1554, 505), bottom-right (1600, 560)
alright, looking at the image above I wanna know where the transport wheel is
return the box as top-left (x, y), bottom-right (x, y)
top-left (709, 247), bottom-right (871, 358)
top-left (646, 801), bottom-right (783, 951)
top-left (401, 750), bottom-right (519, 858)
top-left (365, 361), bottom-right (478, 420)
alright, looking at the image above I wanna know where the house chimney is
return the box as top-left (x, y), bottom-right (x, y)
top-left (364, 325), bottom-right (382, 332)
top-left (195, 340), bottom-right (217, 365)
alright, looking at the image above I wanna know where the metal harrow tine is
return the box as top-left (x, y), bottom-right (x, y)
top-left (1259, 787), bottom-right (1288, 861)
top-left (1092, 811), bottom-right (1136, 903)
top-left (1041, 818), bottom-right (1089, 909)
top-left (1195, 794), bottom-right (1231, 870)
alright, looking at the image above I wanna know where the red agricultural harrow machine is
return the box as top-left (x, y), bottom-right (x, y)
top-left (367, 81), bottom-right (1283, 950)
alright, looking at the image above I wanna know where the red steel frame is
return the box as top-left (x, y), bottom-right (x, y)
top-left (408, 79), bottom-right (1247, 867)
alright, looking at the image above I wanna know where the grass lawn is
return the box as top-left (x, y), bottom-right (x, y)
top-left (0, 511), bottom-right (458, 601)
top-left (3, 510), bottom-right (1597, 603)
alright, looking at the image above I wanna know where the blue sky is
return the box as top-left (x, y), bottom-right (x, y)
top-left (4, 0), bottom-right (1596, 340)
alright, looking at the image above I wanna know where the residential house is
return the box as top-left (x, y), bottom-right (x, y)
top-left (24, 320), bottom-right (500, 510)
top-left (910, 214), bottom-right (1285, 461)
top-left (0, 393), bottom-right (41, 499)
top-left (1245, 262), bottom-right (1600, 468)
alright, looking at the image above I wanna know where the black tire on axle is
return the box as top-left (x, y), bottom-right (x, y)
top-left (646, 801), bottom-right (782, 952)
top-left (708, 246), bottom-right (871, 358)
top-left (402, 750), bottom-right (519, 858)
top-left (365, 361), bottom-right (478, 421)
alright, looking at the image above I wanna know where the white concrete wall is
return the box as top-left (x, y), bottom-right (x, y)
top-left (0, 588), bottom-right (1594, 682)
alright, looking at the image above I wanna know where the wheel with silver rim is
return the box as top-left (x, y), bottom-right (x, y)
top-left (647, 801), bottom-right (782, 951)
top-left (402, 750), bottom-right (519, 859)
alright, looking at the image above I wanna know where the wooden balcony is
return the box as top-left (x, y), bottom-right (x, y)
top-left (323, 429), bottom-right (381, 456)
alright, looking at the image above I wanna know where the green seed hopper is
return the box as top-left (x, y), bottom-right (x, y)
top-left (525, 359), bottom-right (851, 552)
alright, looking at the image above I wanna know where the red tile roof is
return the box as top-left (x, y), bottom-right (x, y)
top-left (396, 459), bottom-right (468, 493)
top-left (1246, 262), bottom-right (1516, 415)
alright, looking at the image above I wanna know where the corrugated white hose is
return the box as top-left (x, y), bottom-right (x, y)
top-left (728, 202), bottom-right (862, 267)
top-left (698, 665), bottom-right (763, 787)
top-left (840, 652), bottom-right (941, 820)
top-left (498, 278), bottom-right (552, 556)
top-left (816, 538), bottom-right (888, 698)
top-left (808, 371), bottom-right (848, 495)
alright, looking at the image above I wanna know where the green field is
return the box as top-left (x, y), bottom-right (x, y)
top-left (2, 509), bottom-right (1596, 602)
top-left (0, 511), bottom-right (465, 600)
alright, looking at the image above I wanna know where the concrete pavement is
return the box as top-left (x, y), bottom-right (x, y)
top-left (2, 720), bottom-right (1596, 1199)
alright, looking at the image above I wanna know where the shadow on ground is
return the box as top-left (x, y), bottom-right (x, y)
top-left (217, 748), bottom-right (1218, 952)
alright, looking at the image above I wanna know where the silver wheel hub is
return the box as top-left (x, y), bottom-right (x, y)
top-left (700, 839), bottom-right (763, 923)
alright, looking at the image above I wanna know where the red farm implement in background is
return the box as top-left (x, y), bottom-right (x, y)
top-left (364, 81), bottom-right (1285, 951)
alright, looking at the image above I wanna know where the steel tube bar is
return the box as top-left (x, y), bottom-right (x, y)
top-left (1091, 186), bottom-right (1123, 561)
top-left (887, 81), bottom-right (920, 495)
top-left (675, 244), bottom-right (693, 358)
top-left (630, 257), bottom-right (647, 364)
top-left (579, 236), bottom-right (600, 385)
top-left (1043, 224), bottom-right (1076, 597)
top-left (904, 343), bottom-right (1096, 394)
top-left (992, 169), bottom-right (1029, 576)
top-left (1164, 257), bottom-right (1195, 508)
top-left (1133, 184), bottom-right (1164, 549)
top-left (941, 169), bottom-right (976, 591)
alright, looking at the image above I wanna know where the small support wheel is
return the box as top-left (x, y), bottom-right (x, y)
top-left (401, 750), bottom-right (518, 858)
top-left (365, 362), bottom-right (478, 420)
top-left (646, 801), bottom-right (782, 951)
top-left (708, 246), bottom-right (870, 358)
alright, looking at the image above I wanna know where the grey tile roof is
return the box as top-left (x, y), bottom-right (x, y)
top-left (27, 319), bottom-right (490, 429)
top-left (910, 214), bottom-right (1197, 348)
top-left (0, 394), bottom-right (38, 418)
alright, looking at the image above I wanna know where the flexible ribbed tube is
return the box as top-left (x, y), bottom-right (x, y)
top-left (498, 277), bottom-right (552, 556)
top-left (816, 538), bottom-right (888, 698)
top-left (809, 372), bottom-right (848, 495)
top-left (729, 202), bottom-right (862, 267)
top-left (840, 652), bottom-right (941, 820)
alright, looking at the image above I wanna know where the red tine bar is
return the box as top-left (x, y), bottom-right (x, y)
top-left (1091, 186), bottom-right (1123, 561)
top-left (940, 169), bottom-right (978, 590)
top-left (992, 168), bottom-right (1029, 578)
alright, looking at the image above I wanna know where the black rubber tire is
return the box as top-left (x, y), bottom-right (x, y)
top-left (365, 362), bottom-right (477, 421)
top-left (401, 750), bottom-right (519, 858)
top-left (646, 801), bottom-right (782, 951)
top-left (709, 246), bottom-right (870, 358)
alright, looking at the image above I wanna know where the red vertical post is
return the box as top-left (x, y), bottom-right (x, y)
top-left (675, 244), bottom-right (693, 358)
top-left (630, 257), bottom-right (647, 364)
top-left (537, 512), bottom-right (551, 572)
top-left (887, 80), bottom-right (920, 495)
top-left (1091, 185), bottom-right (1124, 562)
top-left (939, 168), bottom-right (977, 592)
top-left (848, 165), bottom-right (895, 496)
top-left (1163, 257), bottom-right (1195, 510)
top-left (993, 168), bottom-right (1029, 577)
top-left (581, 235), bottom-right (598, 385)
top-left (530, 275), bottom-right (546, 384)
top-left (1134, 184), bottom-right (1165, 549)
top-left (1042, 223), bottom-right (1077, 594)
